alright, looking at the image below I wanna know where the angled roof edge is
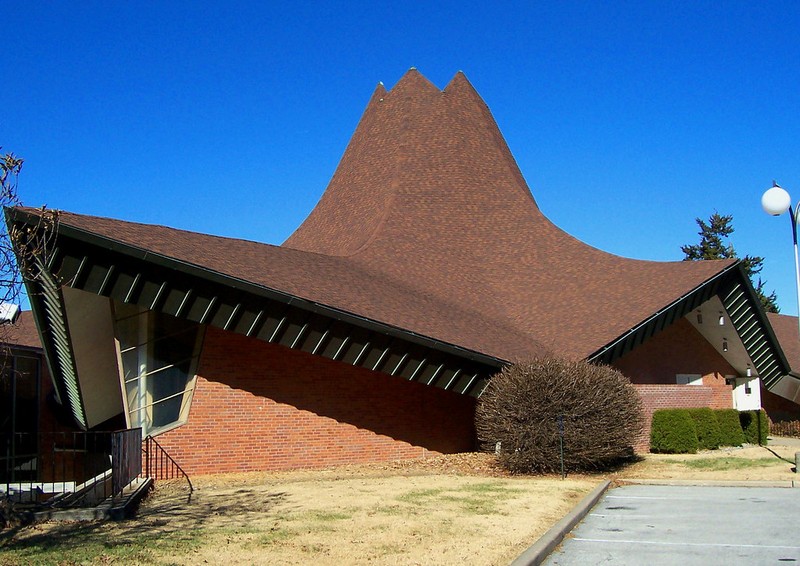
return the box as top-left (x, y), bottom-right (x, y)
top-left (589, 261), bottom-right (791, 386)
top-left (767, 312), bottom-right (800, 374)
top-left (720, 263), bottom-right (791, 387)
top-left (25, 262), bottom-right (86, 429)
top-left (588, 261), bottom-right (740, 364)
top-left (9, 207), bottom-right (506, 370)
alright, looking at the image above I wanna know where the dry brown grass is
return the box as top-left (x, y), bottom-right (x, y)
top-left (2, 442), bottom-right (797, 566)
top-left (0, 454), bottom-right (596, 566)
top-left (613, 440), bottom-right (798, 482)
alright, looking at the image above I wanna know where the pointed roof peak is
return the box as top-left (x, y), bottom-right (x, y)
top-left (384, 69), bottom-right (481, 100)
top-left (388, 67), bottom-right (441, 96)
top-left (444, 70), bottom-right (478, 94)
top-left (285, 67), bottom-right (538, 259)
top-left (368, 81), bottom-right (388, 102)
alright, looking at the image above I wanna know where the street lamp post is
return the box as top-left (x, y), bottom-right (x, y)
top-left (761, 182), bottom-right (800, 337)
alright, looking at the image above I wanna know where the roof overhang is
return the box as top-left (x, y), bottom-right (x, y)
top-left (8, 208), bottom-right (505, 428)
top-left (13, 204), bottom-right (792, 432)
top-left (589, 261), bottom-right (791, 388)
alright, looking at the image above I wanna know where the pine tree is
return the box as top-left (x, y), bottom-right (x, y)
top-left (682, 212), bottom-right (779, 313)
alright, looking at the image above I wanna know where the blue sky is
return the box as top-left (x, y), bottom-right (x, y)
top-left (4, 2), bottom-right (800, 313)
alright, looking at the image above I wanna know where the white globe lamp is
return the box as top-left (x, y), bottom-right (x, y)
top-left (762, 183), bottom-right (792, 216)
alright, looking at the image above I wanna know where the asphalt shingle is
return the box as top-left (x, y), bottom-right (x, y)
top-left (39, 69), bottom-right (734, 362)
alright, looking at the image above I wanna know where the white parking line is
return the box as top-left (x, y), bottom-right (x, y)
top-left (605, 495), bottom-right (681, 500)
top-left (589, 513), bottom-right (658, 518)
top-left (572, 538), bottom-right (800, 551)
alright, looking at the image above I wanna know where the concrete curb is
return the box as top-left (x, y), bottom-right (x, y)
top-left (510, 479), bottom-right (611, 566)
top-left (621, 478), bottom-right (799, 488)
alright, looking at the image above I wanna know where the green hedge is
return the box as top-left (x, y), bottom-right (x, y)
top-left (651, 407), bottom-right (766, 453)
top-left (650, 409), bottom-right (698, 453)
top-left (715, 409), bottom-right (745, 447)
top-left (687, 408), bottom-right (722, 450)
top-left (740, 409), bottom-right (769, 446)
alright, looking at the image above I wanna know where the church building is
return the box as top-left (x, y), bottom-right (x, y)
top-left (8, 69), bottom-right (794, 474)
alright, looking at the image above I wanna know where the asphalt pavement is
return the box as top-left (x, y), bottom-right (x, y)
top-left (543, 484), bottom-right (800, 565)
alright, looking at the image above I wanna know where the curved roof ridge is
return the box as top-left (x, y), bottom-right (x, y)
top-left (283, 69), bottom-right (450, 256)
top-left (442, 70), bottom-right (539, 210)
top-left (284, 69), bottom-right (541, 258)
top-left (46, 208), bottom-right (546, 361)
top-left (279, 70), bottom-right (741, 357)
top-left (22, 70), bottom-right (748, 363)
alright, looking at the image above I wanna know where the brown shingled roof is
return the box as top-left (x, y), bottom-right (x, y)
top-left (54, 210), bottom-right (542, 361)
top-left (34, 69), bottom-right (734, 362)
top-left (768, 313), bottom-right (800, 371)
top-left (1, 311), bottom-right (42, 350)
top-left (284, 69), bottom-right (735, 358)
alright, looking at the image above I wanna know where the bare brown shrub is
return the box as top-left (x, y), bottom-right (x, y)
top-left (475, 357), bottom-right (643, 473)
top-left (0, 149), bottom-right (59, 319)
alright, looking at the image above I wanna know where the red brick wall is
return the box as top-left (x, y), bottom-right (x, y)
top-left (633, 384), bottom-right (715, 451)
top-left (155, 327), bottom-right (477, 475)
top-left (613, 317), bottom-right (736, 451)
top-left (613, 318), bottom-right (736, 388)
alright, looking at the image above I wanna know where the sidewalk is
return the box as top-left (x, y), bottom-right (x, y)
top-left (770, 435), bottom-right (800, 448)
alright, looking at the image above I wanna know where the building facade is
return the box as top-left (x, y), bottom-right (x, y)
top-left (7, 70), bottom-right (795, 474)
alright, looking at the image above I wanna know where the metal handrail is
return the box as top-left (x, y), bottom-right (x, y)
top-left (142, 435), bottom-right (193, 492)
top-left (1, 428), bottom-right (143, 506)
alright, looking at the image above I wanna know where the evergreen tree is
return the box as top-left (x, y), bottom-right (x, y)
top-left (682, 212), bottom-right (779, 313)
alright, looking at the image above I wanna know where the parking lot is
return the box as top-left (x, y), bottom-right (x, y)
top-left (544, 484), bottom-right (800, 565)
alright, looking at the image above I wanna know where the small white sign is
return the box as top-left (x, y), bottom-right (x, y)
top-left (0, 303), bottom-right (20, 323)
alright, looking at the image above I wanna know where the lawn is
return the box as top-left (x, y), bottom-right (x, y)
top-left (0, 454), bottom-right (595, 566)
top-left (1, 443), bottom-right (795, 565)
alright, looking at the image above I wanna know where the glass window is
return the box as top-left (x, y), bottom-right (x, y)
top-left (0, 354), bottom-right (40, 434)
top-left (1, 353), bottom-right (41, 482)
top-left (113, 303), bottom-right (203, 436)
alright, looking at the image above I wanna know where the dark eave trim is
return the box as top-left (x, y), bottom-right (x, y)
top-left (9, 208), bottom-right (503, 399)
top-left (24, 265), bottom-right (87, 429)
top-left (588, 261), bottom-right (741, 364)
top-left (720, 264), bottom-right (791, 388)
top-left (589, 261), bottom-right (791, 388)
top-left (13, 208), bottom-right (506, 370)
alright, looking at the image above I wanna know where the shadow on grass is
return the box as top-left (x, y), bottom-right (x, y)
top-left (594, 454), bottom-right (646, 473)
top-left (761, 445), bottom-right (797, 472)
top-left (498, 452), bottom-right (645, 477)
top-left (0, 482), bottom-right (288, 563)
